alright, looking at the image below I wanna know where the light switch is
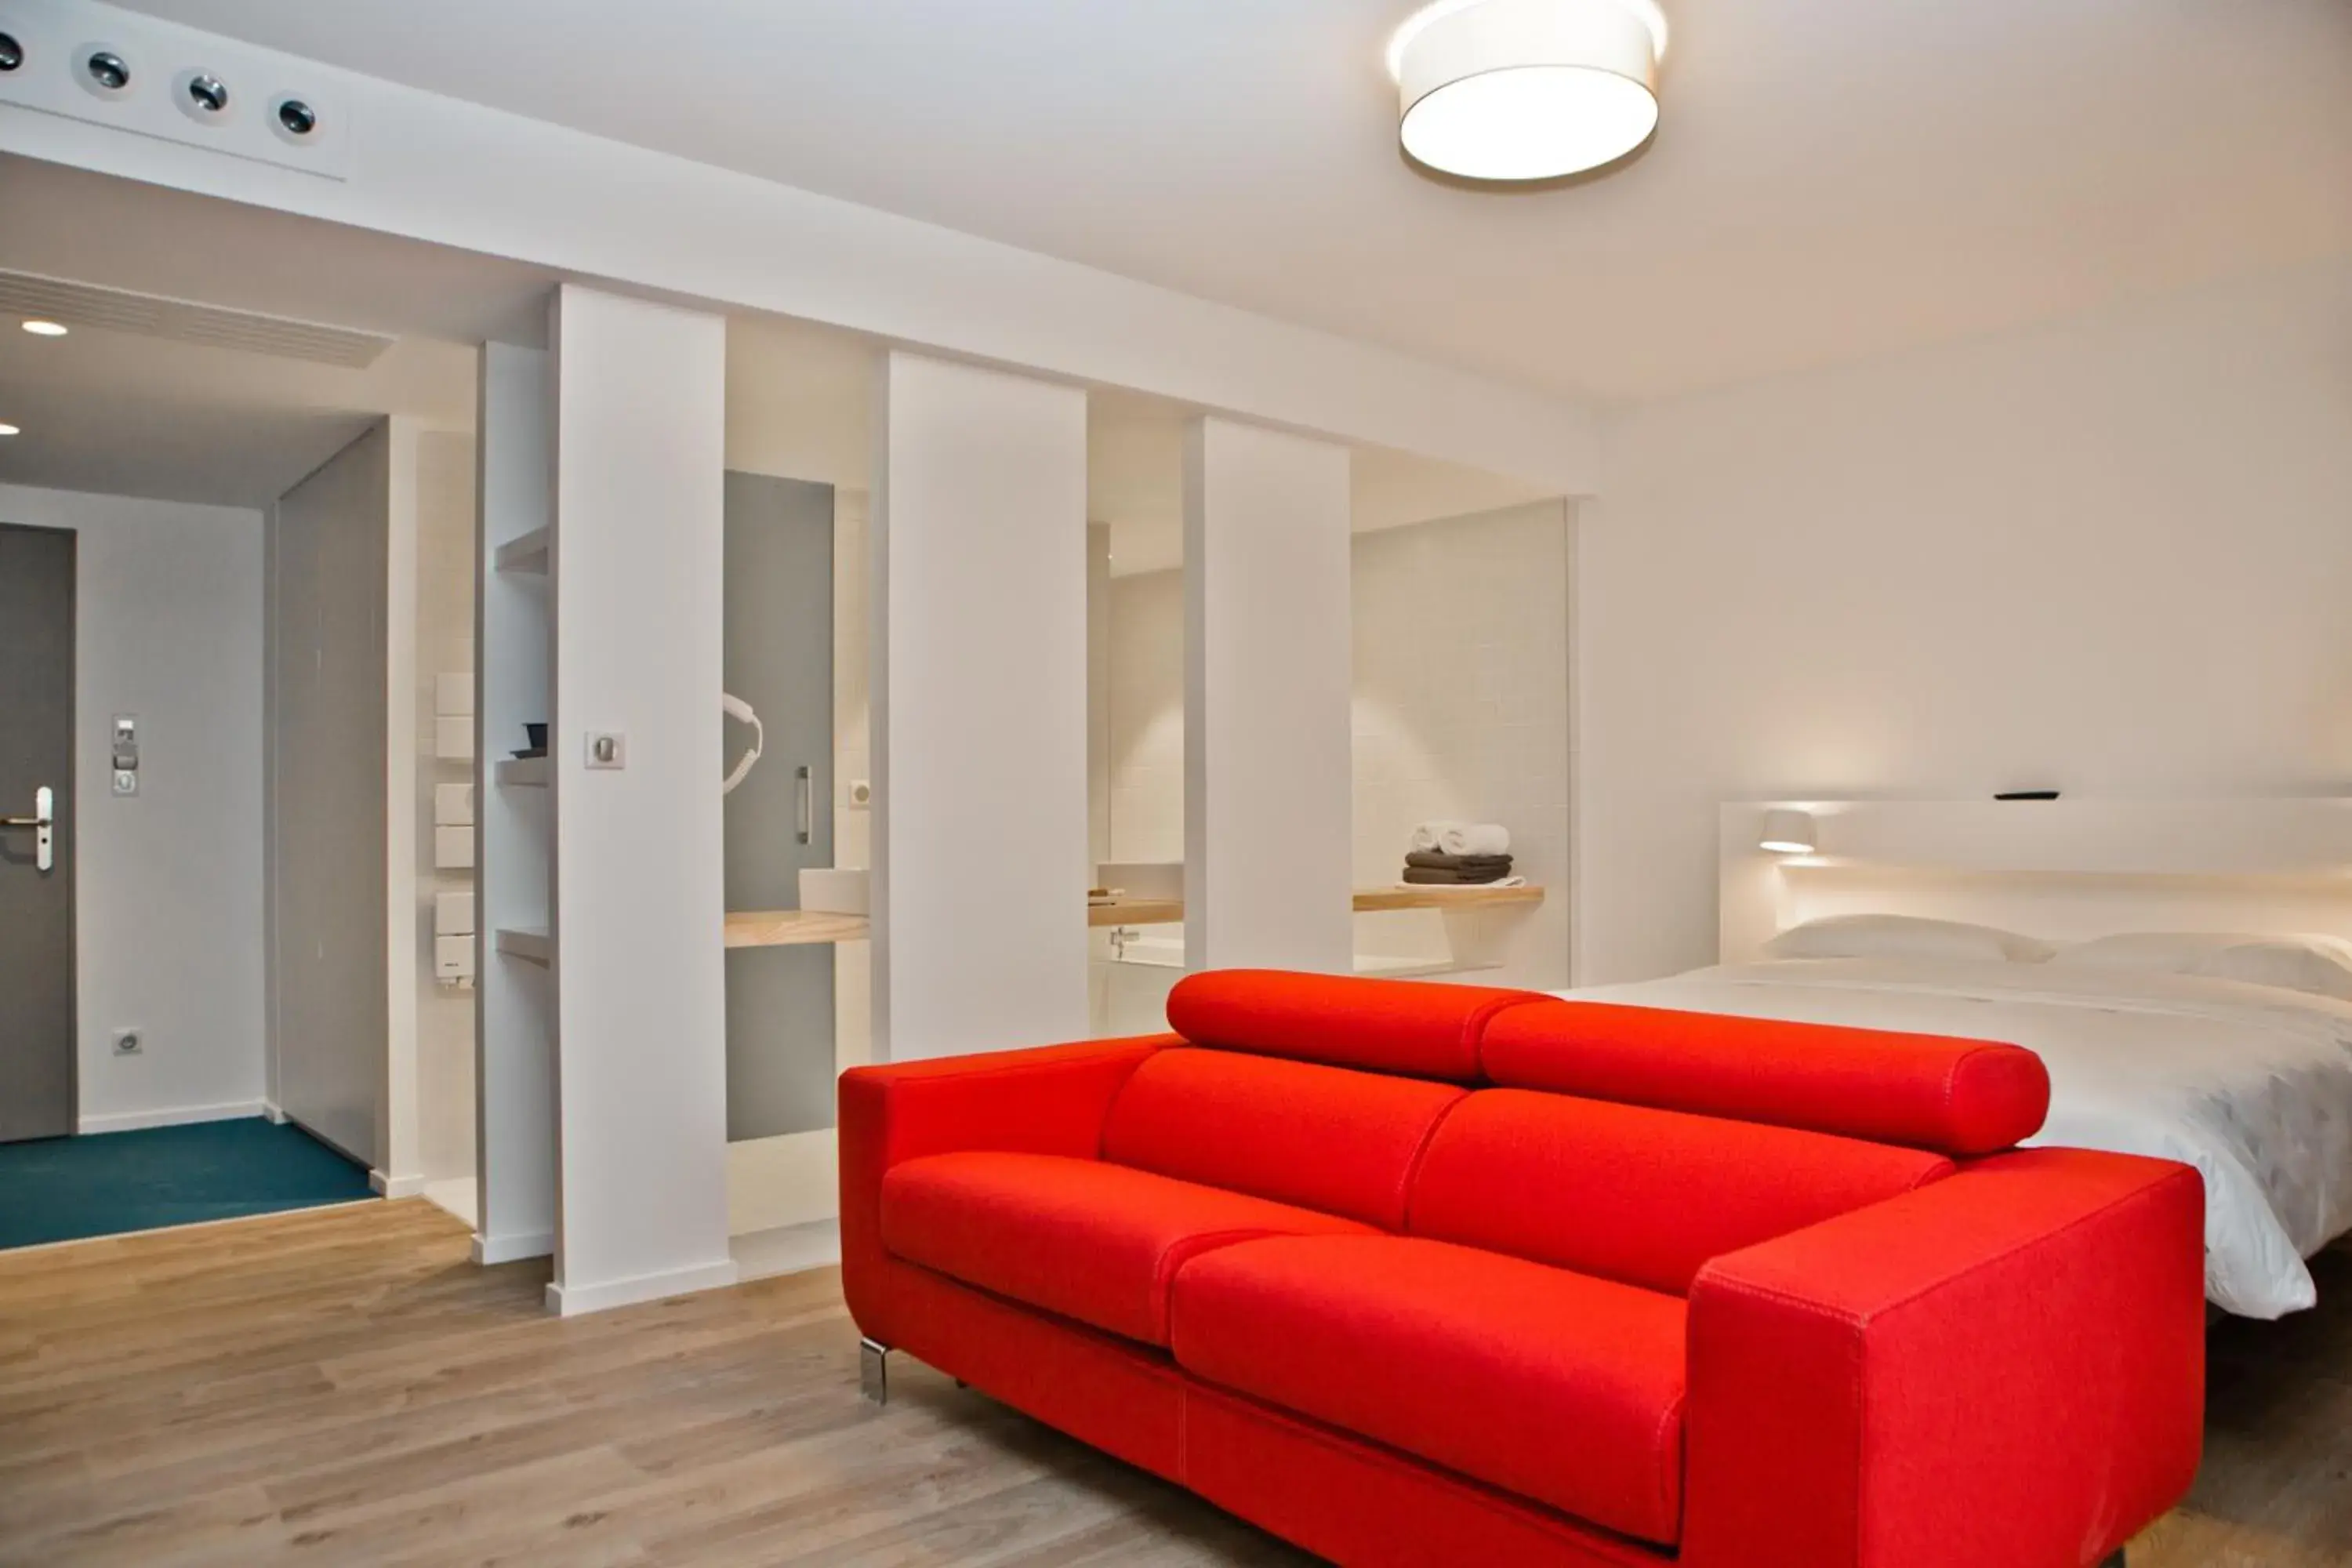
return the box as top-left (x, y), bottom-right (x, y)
top-left (111, 716), bottom-right (139, 794)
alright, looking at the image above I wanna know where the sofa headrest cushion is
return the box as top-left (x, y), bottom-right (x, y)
top-left (1481, 1001), bottom-right (2049, 1157)
top-left (1166, 970), bottom-right (1550, 1081)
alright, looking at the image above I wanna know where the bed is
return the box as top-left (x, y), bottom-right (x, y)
top-left (1557, 798), bottom-right (2352, 1319)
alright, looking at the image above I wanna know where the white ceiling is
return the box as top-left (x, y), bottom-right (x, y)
top-left (0, 156), bottom-right (523, 505)
top-left (109, 0), bottom-right (2352, 404)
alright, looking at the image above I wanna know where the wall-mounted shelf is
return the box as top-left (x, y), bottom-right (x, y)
top-left (1091, 885), bottom-right (1545, 927)
top-left (495, 927), bottom-right (553, 965)
top-left (495, 756), bottom-right (549, 788)
top-left (494, 528), bottom-right (550, 575)
top-left (1350, 884), bottom-right (1544, 914)
top-left (724, 909), bottom-right (870, 949)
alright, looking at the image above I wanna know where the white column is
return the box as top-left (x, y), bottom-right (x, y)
top-left (871, 352), bottom-right (1090, 1061)
top-left (1184, 416), bottom-right (1354, 973)
top-left (546, 285), bottom-right (734, 1313)
top-left (473, 341), bottom-right (556, 1264)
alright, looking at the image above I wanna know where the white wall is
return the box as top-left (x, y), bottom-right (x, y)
top-left (1577, 258), bottom-right (2352, 984)
top-left (1352, 500), bottom-right (1573, 986)
top-left (472, 340), bottom-right (557, 1262)
top-left (547, 285), bottom-right (734, 1312)
top-left (413, 429), bottom-right (476, 1185)
top-left (269, 426), bottom-right (396, 1169)
top-left (1104, 500), bottom-right (1575, 988)
top-left (0, 483), bottom-right (266, 1133)
top-left (1105, 568), bottom-right (1188, 866)
top-left (871, 352), bottom-right (1091, 1060)
top-left (1184, 418), bottom-right (1355, 974)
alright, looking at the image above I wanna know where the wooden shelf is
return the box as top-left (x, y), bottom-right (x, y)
top-left (724, 909), bottom-right (870, 949)
top-left (721, 885), bottom-right (1543, 949)
top-left (1090, 896), bottom-right (1185, 928)
top-left (495, 927), bottom-right (552, 964)
top-left (495, 756), bottom-right (549, 788)
top-left (1091, 886), bottom-right (1544, 927)
top-left (494, 528), bottom-right (550, 575)
top-left (1351, 884), bottom-right (1545, 914)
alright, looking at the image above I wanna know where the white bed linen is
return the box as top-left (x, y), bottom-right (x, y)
top-left (1556, 957), bottom-right (2352, 1318)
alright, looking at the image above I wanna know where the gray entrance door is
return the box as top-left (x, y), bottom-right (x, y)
top-left (722, 474), bottom-right (837, 1142)
top-left (0, 523), bottom-right (78, 1143)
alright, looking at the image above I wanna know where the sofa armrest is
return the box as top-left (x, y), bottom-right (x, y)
top-left (1682, 1148), bottom-right (2205, 1568)
top-left (837, 1035), bottom-right (1173, 1342)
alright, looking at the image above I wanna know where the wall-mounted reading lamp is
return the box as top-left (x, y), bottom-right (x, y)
top-left (1759, 808), bottom-right (1817, 855)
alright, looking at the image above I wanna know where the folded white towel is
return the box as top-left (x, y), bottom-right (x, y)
top-left (1409, 820), bottom-right (1465, 852)
top-left (1439, 823), bottom-right (1511, 857)
top-left (1394, 876), bottom-right (1527, 891)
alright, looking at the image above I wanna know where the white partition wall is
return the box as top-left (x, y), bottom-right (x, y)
top-left (473, 342), bottom-right (557, 1265)
top-left (546, 286), bottom-right (735, 1313)
top-left (1185, 417), bottom-right (1354, 972)
top-left (871, 353), bottom-right (1091, 1061)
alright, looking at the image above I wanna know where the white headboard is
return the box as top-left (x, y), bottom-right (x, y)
top-left (1719, 799), bottom-right (2352, 964)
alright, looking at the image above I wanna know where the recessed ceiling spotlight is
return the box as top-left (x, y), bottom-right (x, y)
top-left (1387, 0), bottom-right (1667, 183)
top-left (21, 320), bottom-right (68, 338)
top-left (0, 423), bottom-right (20, 437)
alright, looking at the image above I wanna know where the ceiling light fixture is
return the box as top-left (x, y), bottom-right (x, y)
top-left (0, 423), bottom-right (20, 437)
top-left (1387, 0), bottom-right (1667, 183)
top-left (21, 320), bottom-right (67, 337)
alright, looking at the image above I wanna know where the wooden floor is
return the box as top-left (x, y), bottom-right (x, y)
top-left (1, 1203), bottom-right (2347, 1568)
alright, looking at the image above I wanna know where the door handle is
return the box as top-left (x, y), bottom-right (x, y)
top-left (0, 786), bottom-right (54, 872)
top-left (795, 766), bottom-right (812, 846)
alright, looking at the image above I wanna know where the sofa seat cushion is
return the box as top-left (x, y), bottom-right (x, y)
top-left (1171, 1235), bottom-right (1688, 1548)
top-left (880, 1151), bottom-right (1374, 1346)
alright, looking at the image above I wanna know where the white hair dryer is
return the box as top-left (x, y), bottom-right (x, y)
top-left (721, 692), bottom-right (763, 796)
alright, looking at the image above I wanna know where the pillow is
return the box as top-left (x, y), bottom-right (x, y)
top-left (2050, 932), bottom-right (2352, 1002)
top-left (1762, 914), bottom-right (2056, 964)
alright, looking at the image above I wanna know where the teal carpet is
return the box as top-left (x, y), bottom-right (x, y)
top-left (0, 1117), bottom-right (375, 1250)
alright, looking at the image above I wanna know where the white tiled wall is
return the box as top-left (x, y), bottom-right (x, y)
top-left (1100, 498), bottom-right (1573, 988)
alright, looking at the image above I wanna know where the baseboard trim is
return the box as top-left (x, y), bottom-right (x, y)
top-left (369, 1169), bottom-right (428, 1200)
top-left (545, 1257), bottom-right (740, 1317)
top-left (472, 1229), bottom-right (554, 1265)
top-left (76, 1100), bottom-right (269, 1136)
top-left (731, 1218), bottom-right (842, 1283)
top-left (262, 1102), bottom-right (289, 1124)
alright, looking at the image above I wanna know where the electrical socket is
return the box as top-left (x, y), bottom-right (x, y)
top-left (112, 1028), bottom-right (142, 1055)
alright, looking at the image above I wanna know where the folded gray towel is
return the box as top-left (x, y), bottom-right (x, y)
top-left (1405, 850), bottom-right (1514, 873)
top-left (1402, 866), bottom-right (1515, 886)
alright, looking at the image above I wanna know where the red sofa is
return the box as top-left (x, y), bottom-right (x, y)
top-left (839, 970), bottom-right (2204, 1568)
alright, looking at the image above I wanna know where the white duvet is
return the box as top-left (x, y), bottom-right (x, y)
top-left (1556, 958), bottom-right (2352, 1318)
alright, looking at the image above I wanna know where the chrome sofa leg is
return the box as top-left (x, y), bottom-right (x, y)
top-left (858, 1337), bottom-right (890, 1405)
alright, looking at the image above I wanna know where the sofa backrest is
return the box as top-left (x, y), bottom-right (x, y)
top-left (1103, 1048), bottom-right (1465, 1229)
top-left (1408, 1088), bottom-right (1955, 1294)
top-left (1139, 971), bottom-right (2047, 1281)
top-left (1165, 968), bottom-right (1546, 1081)
top-left (1483, 1000), bottom-right (2049, 1158)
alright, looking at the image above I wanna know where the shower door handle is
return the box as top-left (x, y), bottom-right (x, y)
top-left (795, 766), bottom-right (812, 845)
top-left (0, 786), bottom-right (54, 872)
